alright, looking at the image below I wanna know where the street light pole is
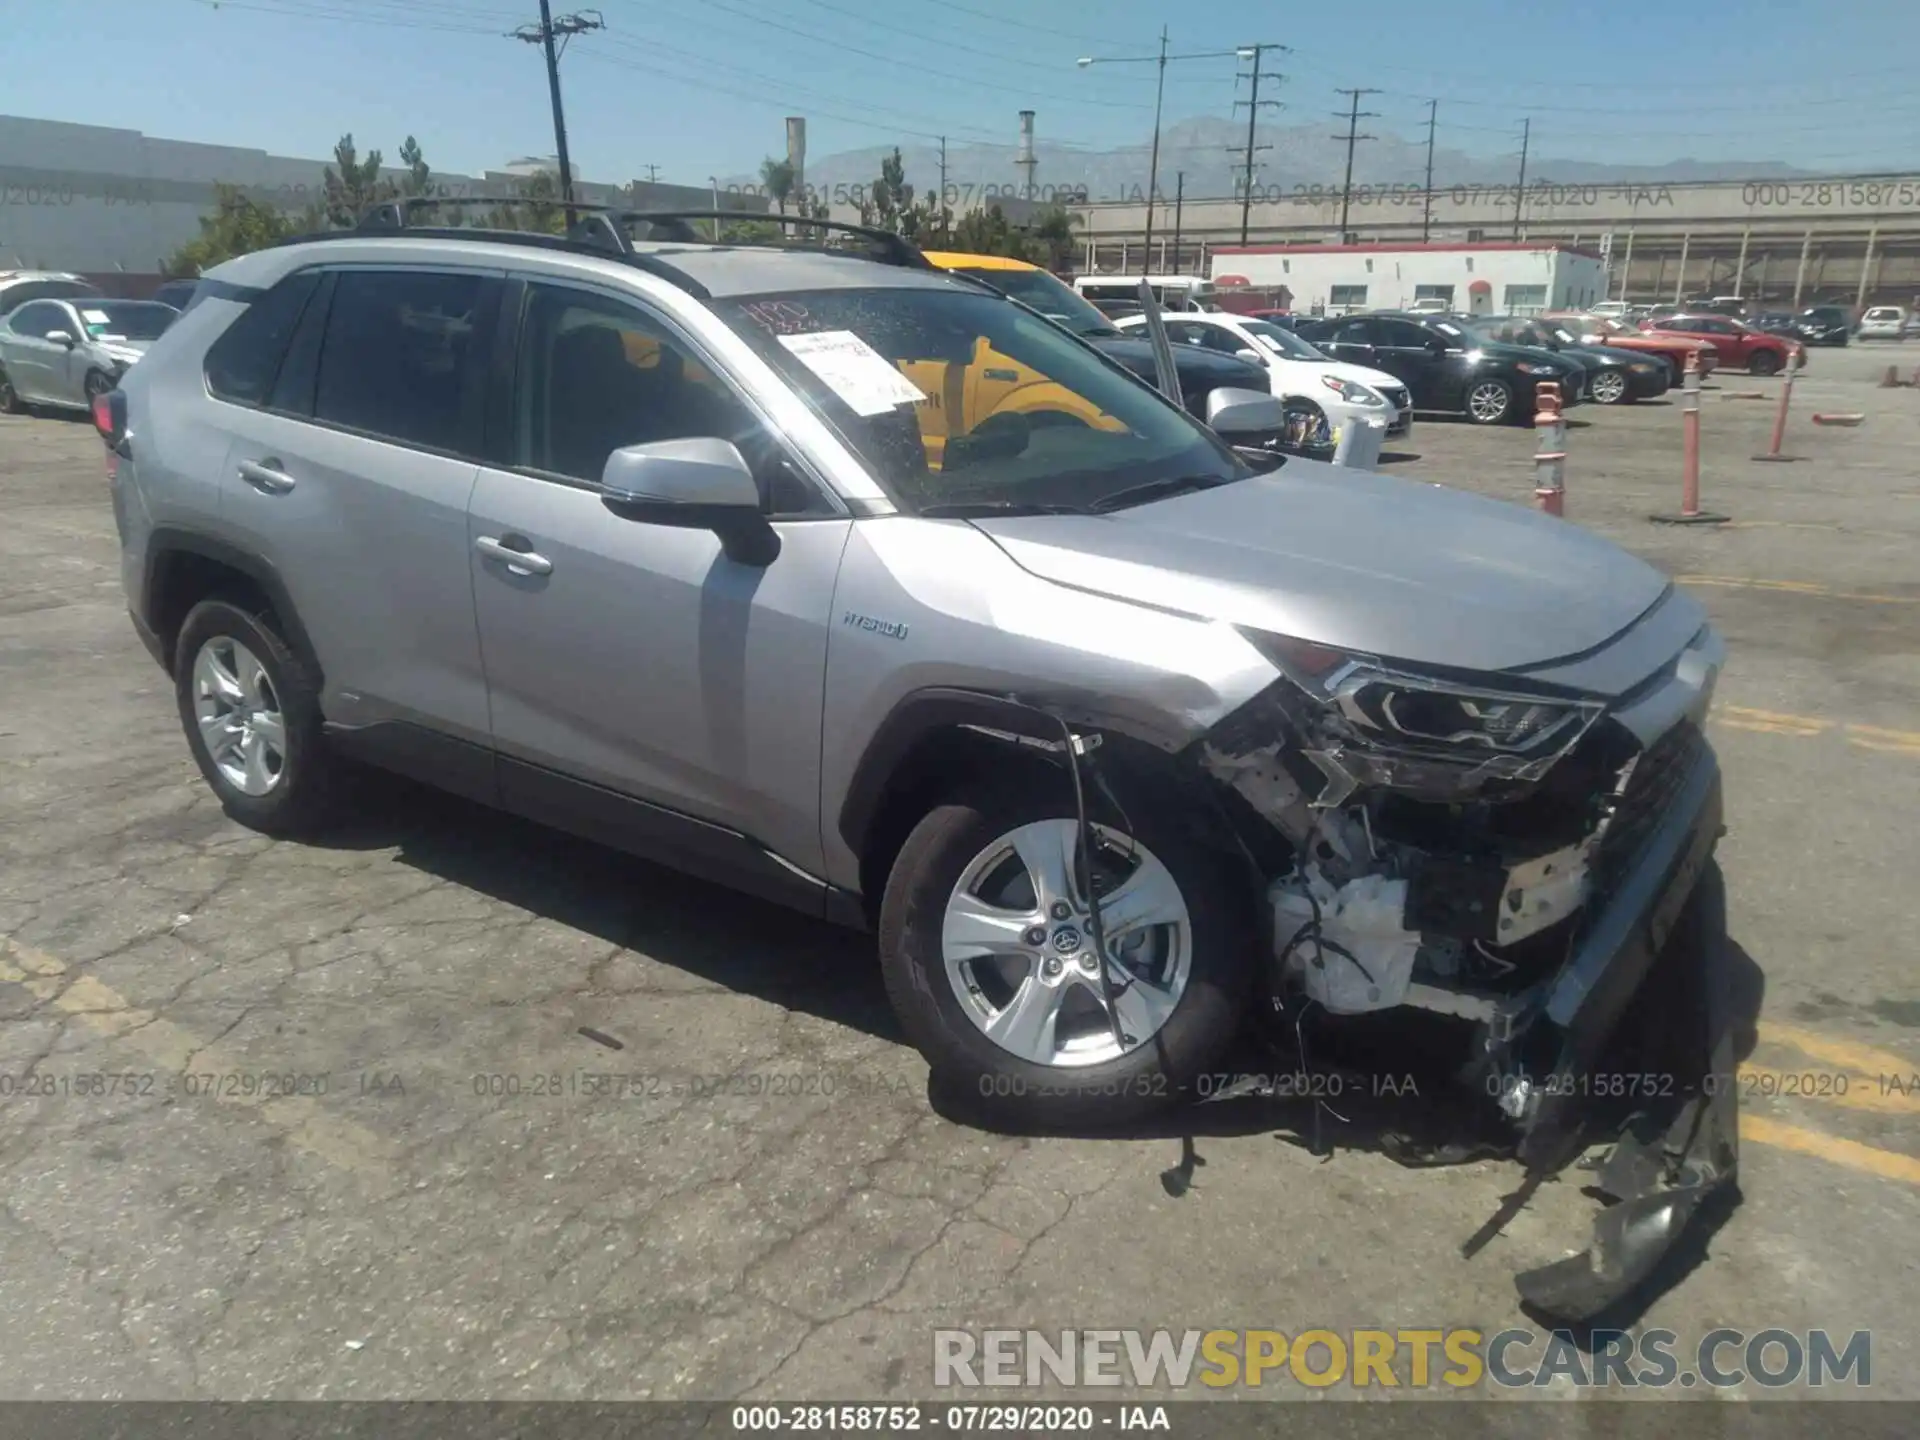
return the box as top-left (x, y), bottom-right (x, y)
top-left (1078, 35), bottom-right (1248, 277)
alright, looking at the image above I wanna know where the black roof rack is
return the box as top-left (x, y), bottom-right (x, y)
top-left (357, 198), bottom-right (935, 271)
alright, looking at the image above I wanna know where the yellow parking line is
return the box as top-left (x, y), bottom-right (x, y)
top-left (1738, 1063), bottom-right (1920, 1115)
top-left (1740, 1115), bottom-right (1920, 1186)
top-left (1715, 705), bottom-right (1831, 737)
top-left (1846, 724), bottom-right (1920, 757)
top-left (1759, 1020), bottom-right (1918, 1084)
top-left (1679, 575), bottom-right (1920, 606)
top-left (0, 935), bottom-right (395, 1180)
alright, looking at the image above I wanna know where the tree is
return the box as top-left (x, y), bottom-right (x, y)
top-left (759, 157), bottom-right (796, 214)
top-left (721, 218), bottom-right (785, 243)
top-left (320, 133), bottom-right (396, 228)
top-left (950, 205), bottom-right (1030, 261)
top-left (482, 168), bottom-right (566, 236)
top-left (163, 184), bottom-right (297, 275)
top-left (1027, 204), bottom-right (1080, 273)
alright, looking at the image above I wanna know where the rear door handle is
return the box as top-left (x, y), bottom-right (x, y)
top-left (475, 534), bottom-right (554, 576)
top-left (237, 459), bottom-right (295, 494)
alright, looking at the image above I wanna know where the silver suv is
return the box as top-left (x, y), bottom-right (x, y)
top-left (104, 212), bottom-right (1735, 1309)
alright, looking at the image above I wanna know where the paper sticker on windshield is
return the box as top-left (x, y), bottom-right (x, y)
top-left (81, 309), bottom-right (111, 325)
top-left (778, 330), bottom-right (925, 416)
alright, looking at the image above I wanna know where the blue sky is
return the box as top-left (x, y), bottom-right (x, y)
top-left (7, 0), bottom-right (1917, 183)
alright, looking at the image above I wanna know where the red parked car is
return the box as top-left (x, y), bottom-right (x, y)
top-left (1639, 313), bottom-right (1804, 375)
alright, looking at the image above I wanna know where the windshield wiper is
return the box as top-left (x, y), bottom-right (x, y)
top-left (918, 499), bottom-right (1091, 518)
top-left (1088, 474), bottom-right (1234, 513)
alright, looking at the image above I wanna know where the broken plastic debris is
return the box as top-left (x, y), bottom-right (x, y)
top-left (343, 1340), bottom-right (365, 1351)
top-left (172, 914), bottom-right (192, 927)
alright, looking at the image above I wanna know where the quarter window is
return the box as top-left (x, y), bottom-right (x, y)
top-left (312, 270), bottom-right (489, 453)
top-left (204, 270), bottom-right (323, 407)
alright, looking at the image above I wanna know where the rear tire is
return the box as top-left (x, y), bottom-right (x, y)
top-left (174, 598), bottom-right (340, 836)
top-left (0, 367), bottom-right (22, 415)
top-left (1748, 350), bottom-right (1781, 377)
top-left (878, 781), bottom-right (1254, 1126)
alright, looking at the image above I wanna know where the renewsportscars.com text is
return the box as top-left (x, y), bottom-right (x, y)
top-left (932, 1328), bottom-right (1871, 1390)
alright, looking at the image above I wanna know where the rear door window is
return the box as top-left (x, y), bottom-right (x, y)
top-left (311, 269), bottom-right (494, 456)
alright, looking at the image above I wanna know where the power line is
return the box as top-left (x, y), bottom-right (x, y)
top-left (1234, 42), bottom-right (1288, 245)
top-left (1333, 88), bottom-right (1380, 239)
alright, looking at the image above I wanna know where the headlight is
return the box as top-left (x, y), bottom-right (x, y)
top-left (1320, 374), bottom-right (1383, 405)
top-left (1242, 631), bottom-right (1606, 785)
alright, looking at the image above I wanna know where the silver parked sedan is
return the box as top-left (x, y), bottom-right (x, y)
top-left (0, 298), bottom-right (178, 414)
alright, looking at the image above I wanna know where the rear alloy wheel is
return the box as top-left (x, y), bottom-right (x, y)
top-left (1589, 368), bottom-right (1630, 404)
top-left (879, 785), bottom-right (1252, 1124)
top-left (175, 598), bottom-right (340, 835)
top-left (1748, 350), bottom-right (1781, 377)
top-left (1465, 378), bottom-right (1514, 424)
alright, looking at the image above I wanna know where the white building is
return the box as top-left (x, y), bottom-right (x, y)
top-left (1207, 242), bottom-right (1609, 316)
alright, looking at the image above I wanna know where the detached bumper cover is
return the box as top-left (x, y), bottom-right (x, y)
top-left (1508, 747), bottom-right (1735, 1320)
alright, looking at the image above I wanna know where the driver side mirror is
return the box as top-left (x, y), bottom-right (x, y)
top-left (1233, 347), bottom-right (1266, 365)
top-left (1426, 336), bottom-right (1448, 356)
top-left (1205, 386), bottom-right (1287, 439)
top-left (45, 330), bottom-right (75, 348)
top-left (599, 437), bottom-right (780, 567)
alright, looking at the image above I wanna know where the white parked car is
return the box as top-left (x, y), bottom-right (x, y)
top-left (1116, 311), bottom-right (1413, 445)
top-left (1856, 306), bottom-right (1909, 341)
top-left (1588, 300), bottom-right (1631, 319)
top-left (1405, 297), bottom-right (1454, 315)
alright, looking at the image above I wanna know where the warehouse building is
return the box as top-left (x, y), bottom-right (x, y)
top-left (1207, 242), bottom-right (1609, 316)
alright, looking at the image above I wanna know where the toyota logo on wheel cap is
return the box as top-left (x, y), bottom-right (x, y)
top-left (1051, 926), bottom-right (1083, 955)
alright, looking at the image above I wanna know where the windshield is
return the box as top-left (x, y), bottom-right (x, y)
top-left (74, 301), bottom-right (175, 342)
top-left (1239, 319), bottom-right (1331, 361)
top-left (947, 266), bottom-right (1114, 337)
top-left (1465, 318), bottom-right (1551, 346)
top-left (718, 287), bottom-right (1247, 515)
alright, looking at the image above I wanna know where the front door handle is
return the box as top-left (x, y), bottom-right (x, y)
top-left (475, 534), bottom-right (554, 576)
top-left (237, 458), bottom-right (295, 494)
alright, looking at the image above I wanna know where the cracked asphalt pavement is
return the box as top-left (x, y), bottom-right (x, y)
top-left (0, 346), bottom-right (1916, 1404)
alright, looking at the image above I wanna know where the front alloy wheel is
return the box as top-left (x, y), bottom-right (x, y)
top-left (878, 783), bottom-right (1252, 1123)
top-left (0, 368), bottom-right (21, 415)
top-left (83, 369), bottom-right (115, 403)
top-left (1466, 378), bottom-right (1514, 424)
top-left (942, 819), bottom-right (1192, 1068)
top-left (1590, 369), bottom-right (1630, 404)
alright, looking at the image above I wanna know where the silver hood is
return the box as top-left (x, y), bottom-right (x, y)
top-left (972, 462), bottom-right (1675, 679)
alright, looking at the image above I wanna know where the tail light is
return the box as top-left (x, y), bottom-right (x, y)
top-left (91, 388), bottom-right (122, 445)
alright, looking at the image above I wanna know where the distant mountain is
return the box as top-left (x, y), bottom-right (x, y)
top-left (729, 115), bottom-right (1820, 208)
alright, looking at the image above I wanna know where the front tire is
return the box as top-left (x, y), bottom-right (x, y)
top-left (83, 369), bottom-right (115, 404)
top-left (1748, 350), bottom-right (1782, 377)
top-left (878, 783), bottom-right (1253, 1125)
top-left (1589, 368), bottom-right (1631, 404)
top-left (1465, 378), bottom-right (1514, 425)
top-left (174, 598), bottom-right (339, 836)
top-left (0, 367), bottom-right (22, 415)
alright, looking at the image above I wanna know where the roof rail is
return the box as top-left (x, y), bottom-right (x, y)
top-left (611, 211), bottom-right (936, 271)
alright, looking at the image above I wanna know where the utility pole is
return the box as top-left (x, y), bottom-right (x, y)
top-left (938, 135), bottom-right (949, 241)
top-left (510, 3), bottom-right (605, 229)
top-left (1333, 89), bottom-right (1380, 242)
top-left (1171, 172), bottom-right (1184, 271)
top-left (642, 163), bottom-right (660, 184)
top-left (1233, 43), bottom-right (1288, 245)
top-left (1512, 117), bottom-right (1531, 241)
top-left (1421, 99), bottom-right (1438, 243)
top-left (1143, 27), bottom-right (1169, 274)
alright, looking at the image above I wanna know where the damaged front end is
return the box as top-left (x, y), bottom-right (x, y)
top-left (1194, 618), bottom-right (1737, 1321)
